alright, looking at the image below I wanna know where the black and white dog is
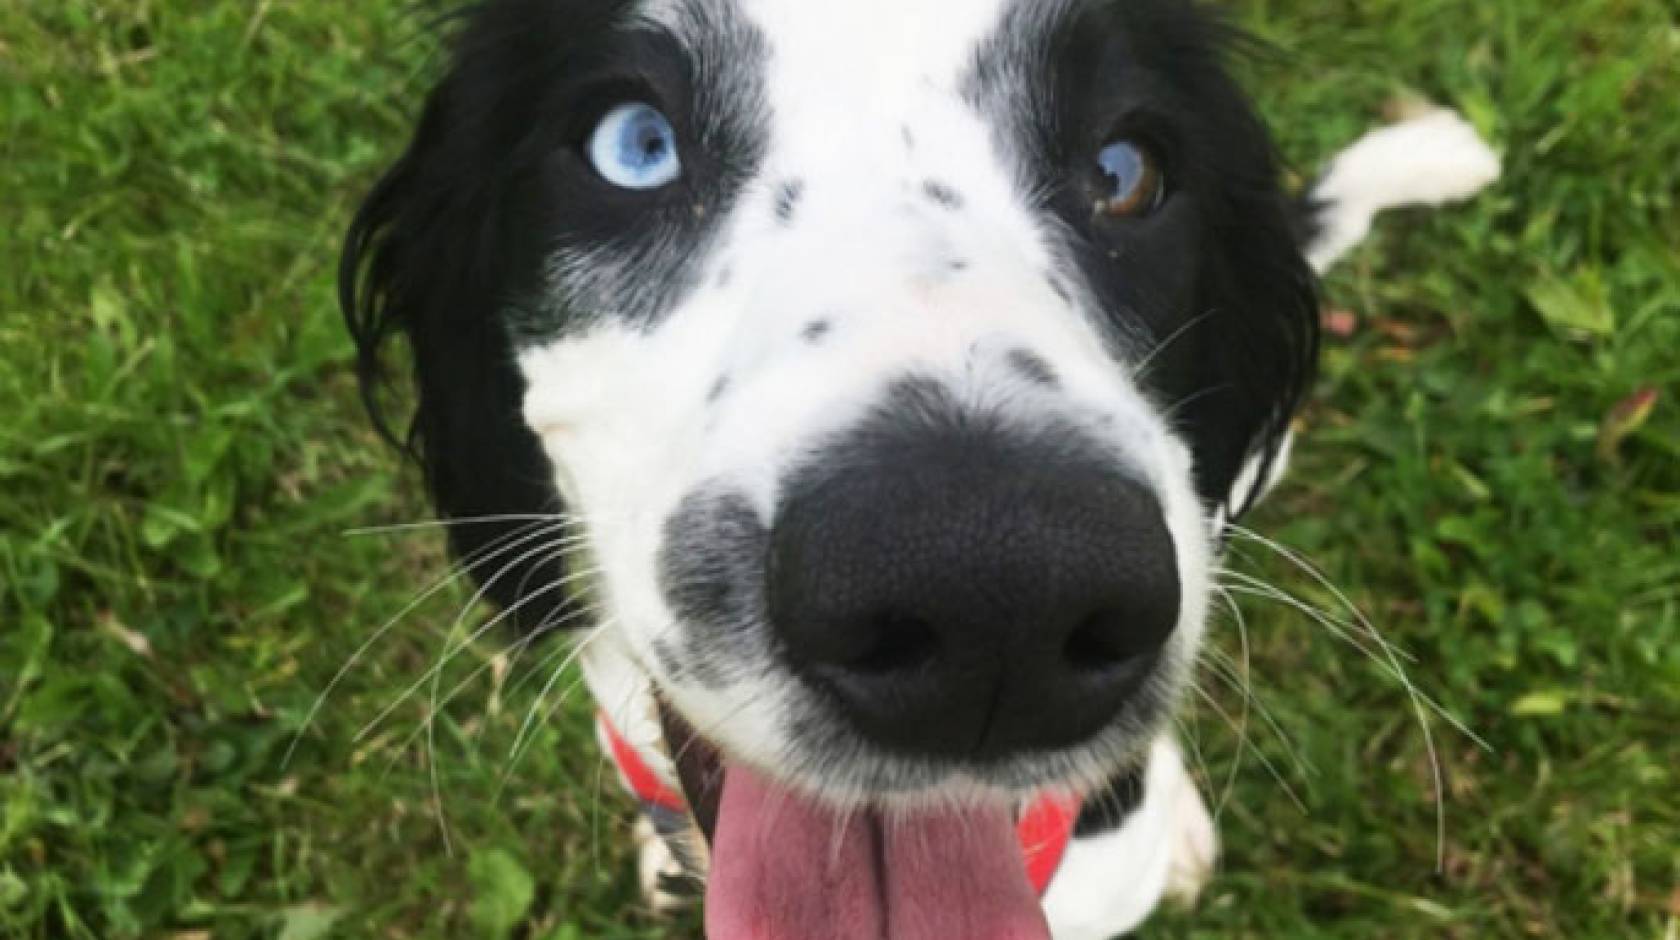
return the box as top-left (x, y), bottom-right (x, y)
top-left (342, 1), bottom-right (1498, 936)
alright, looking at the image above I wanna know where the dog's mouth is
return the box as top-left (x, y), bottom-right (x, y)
top-left (656, 700), bottom-right (726, 842)
top-left (656, 700), bottom-right (1052, 940)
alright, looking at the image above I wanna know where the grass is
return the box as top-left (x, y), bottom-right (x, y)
top-left (0, 0), bottom-right (1674, 937)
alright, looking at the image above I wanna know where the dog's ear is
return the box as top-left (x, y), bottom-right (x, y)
top-left (339, 54), bottom-right (573, 634)
top-left (1169, 27), bottom-right (1321, 519)
top-left (1182, 152), bottom-right (1320, 520)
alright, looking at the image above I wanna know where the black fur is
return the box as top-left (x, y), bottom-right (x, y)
top-left (1074, 764), bottom-right (1147, 836)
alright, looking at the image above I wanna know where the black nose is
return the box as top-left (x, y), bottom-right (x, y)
top-left (767, 413), bottom-right (1179, 761)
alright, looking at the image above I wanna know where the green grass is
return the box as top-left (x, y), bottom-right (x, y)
top-left (1, 1), bottom-right (1675, 937)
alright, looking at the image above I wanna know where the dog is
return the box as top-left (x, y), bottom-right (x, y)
top-left (340, 1), bottom-right (1499, 936)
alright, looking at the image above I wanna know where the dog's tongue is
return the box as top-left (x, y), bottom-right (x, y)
top-left (704, 764), bottom-right (1051, 940)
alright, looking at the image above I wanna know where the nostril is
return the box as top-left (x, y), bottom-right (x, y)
top-left (1063, 609), bottom-right (1135, 671)
top-left (849, 611), bottom-right (940, 674)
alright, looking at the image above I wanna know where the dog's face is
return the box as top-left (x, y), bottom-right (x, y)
top-left (347, 0), bottom-right (1313, 866)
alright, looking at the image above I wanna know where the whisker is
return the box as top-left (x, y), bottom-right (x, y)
top-left (427, 714), bottom-right (455, 856)
top-left (1217, 566), bottom-right (1414, 665)
top-left (343, 512), bottom-right (580, 537)
top-left (671, 692), bottom-right (761, 769)
top-left (1160, 383), bottom-right (1234, 423)
top-left (383, 613), bottom-right (607, 839)
top-left (387, 600), bottom-right (604, 774)
top-left (487, 594), bottom-right (604, 702)
top-left (1218, 576), bottom-right (1392, 672)
top-left (1201, 644), bottom-right (1313, 782)
top-left (495, 669), bottom-right (592, 806)
top-left (501, 618), bottom-right (615, 778)
top-left (420, 546), bottom-right (591, 853)
top-left (499, 604), bottom-right (607, 704)
top-left (459, 546), bottom-right (599, 635)
top-left (1226, 524), bottom-right (1489, 870)
top-left (356, 562), bottom-right (599, 743)
top-left (433, 532), bottom-right (599, 660)
top-left (591, 749), bottom-right (607, 877)
top-left (1133, 309), bottom-right (1218, 383)
top-left (583, 651), bottom-right (652, 851)
top-left (1204, 584), bottom-right (1253, 820)
top-left (404, 636), bottom-right (543, 753)
top-left (1172, 711), bottom-right (1215, 803)
top-left (282, 516), bottom-right (571, 768)
top-left (405, 579), bottom-right (593, 842)
top-left (1188, 681), bottom-right (1306, 813)
top-left (1221, 536), bottom-right (1484, 747)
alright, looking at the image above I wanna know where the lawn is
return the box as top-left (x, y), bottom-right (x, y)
top-left (1, 1), bottom-right (1675, 937)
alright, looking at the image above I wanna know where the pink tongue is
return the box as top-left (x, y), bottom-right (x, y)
top-left (705, 764), bottom-right (1051, 940)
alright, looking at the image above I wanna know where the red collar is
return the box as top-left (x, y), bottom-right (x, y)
top-left (599, 712), bottom-right (1077, 896)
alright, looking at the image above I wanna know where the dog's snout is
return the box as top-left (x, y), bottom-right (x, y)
top-left (768, 416), bottom-right (1179, 761)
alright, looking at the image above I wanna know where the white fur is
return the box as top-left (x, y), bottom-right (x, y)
top-left (1040, 738), bottom-right (1215, 939)
top-left (1306, 108), bottom-right (1502, 271)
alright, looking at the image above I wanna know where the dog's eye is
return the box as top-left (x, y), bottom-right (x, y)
top-left (1094, 139), bottom-right (1165, 218)
top-left (588, 102), bottom-right (681, 190)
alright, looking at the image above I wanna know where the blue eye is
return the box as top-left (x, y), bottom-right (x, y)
top-left (588, 102), bottom-right (681, 190)
top-left (1094, 139), bottom-right (1165, 217)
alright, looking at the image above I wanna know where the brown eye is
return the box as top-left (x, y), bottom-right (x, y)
top-left (1094, 139), bottom-right (1165, 218)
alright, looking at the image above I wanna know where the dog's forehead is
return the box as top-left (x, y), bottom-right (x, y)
top-left (652, 0), bottom-right (1017, 60)
top-left (647, 0), bottom-right (1061, 119)
top-left (730, 0), bottom-right (1016, 78)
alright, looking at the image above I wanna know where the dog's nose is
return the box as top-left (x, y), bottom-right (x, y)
top-left (767, 417), bottom-right (1179, 760)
